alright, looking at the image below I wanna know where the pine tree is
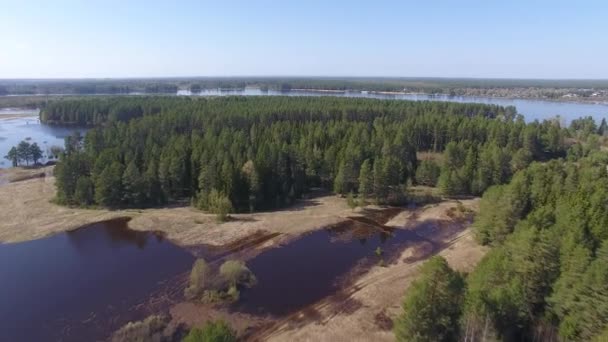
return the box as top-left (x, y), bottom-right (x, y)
top-left (373, 158), bottom-right (389, 202)
top-left (122, 161), bottom-right (144, 206)
top-left (394, 256), bottom-right (465, 342)
top-left (241, 160), bottom-right (261, 212)
top-left (17, 141), bottom-right (32, 165)
top-left (4, 147), bottom-right (18, 167)
top-left (74, 176), bottom-right (94, 205)
top-left (358, 159), bottom-right (373, 200)
top-left (29, 143), bottom-right (43, 165)
top-left (95, 162), bottom-right (124, 207)
top-left (333, 161), bottom-right (346, 195)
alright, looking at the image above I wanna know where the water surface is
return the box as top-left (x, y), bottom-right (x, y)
top-left (2, 90), bottom-right (607, 168)
top-left (177, 88), bottom-right (608, 123)
top-left (236, 209), bottom-right (457, 316)
top-left (0, 109), bottom-right (83, 168)
top-left (0, 219), bottom-right (193, 341)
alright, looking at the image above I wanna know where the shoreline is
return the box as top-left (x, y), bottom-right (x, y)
top-left (289, 88), bottom-right (608, 105)
top-left (0, 166), bottom-right (488, 341)
top-left (2, 89), bottom-right (608, 106)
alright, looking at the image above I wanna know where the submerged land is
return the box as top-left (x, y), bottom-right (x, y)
top-left (2, 94), bottom-right (607, 341)
top-left (0, 166), bottom-right (486, 341)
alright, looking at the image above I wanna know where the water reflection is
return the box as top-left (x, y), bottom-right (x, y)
top-left (0, 219), bottom-right (193, 341)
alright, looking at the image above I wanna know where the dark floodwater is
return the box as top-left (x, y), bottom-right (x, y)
top-left (236, 209), bottom-right (451, 316)
top-left (0, 219), bottom-right (193, 342)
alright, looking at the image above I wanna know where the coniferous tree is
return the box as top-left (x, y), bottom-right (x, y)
top-left (74, 176), bottom-right (94, 205)
top-left (95, 162), bottom-right (124, 207)
top-left (394, 256), bottom-right (465, 342)
top-left (358, 159), bottom-right (373, 200)
top-left (122, 161), bottom-right (144, 206)
top-left (4, 147), bottom-right (18, 167)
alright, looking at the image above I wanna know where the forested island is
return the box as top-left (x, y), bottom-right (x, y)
top-left (42, 96), bottom-right (564, 212)
top-left (17, 95), bottom-right (608, 341)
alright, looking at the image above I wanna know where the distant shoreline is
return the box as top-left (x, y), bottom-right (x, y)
top-left (1, 88), bottom-right (608, 106)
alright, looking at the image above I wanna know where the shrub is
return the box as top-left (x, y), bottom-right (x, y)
top-left (185, 259), bottom-right (211, 300)
top-left (111, 315), bottom-right (170, 342)
top-left (219, 260), bottom-right (257, 288)
top-left (415, 159), bottom-right (440, 186)
top-left (183, 320), bottom-right (236, 342)
top-left (208, 189), bottom-right (233, 222)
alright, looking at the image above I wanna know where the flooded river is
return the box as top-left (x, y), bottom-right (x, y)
top-left (0, 219), bottom-right (193, 341)
top-left (235, 208), bottom-right (461, 316)
top-left (2, 90), bottom-right (608, 168)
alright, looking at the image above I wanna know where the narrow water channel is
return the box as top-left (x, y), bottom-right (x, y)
top-left (234, 208), bottom-right (458, 317)
top-left (0, 218), bottom-right (193, 342)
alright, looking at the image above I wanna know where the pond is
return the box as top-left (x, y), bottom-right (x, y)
top-left (235, 208), bottom-right (458, 316)
top-left (0, 218), bottom-right (193, 341)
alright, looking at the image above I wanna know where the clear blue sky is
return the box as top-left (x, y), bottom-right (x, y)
top-left (1, 0), bottom-right (607, 79)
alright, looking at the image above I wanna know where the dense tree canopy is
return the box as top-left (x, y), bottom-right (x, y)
top-left (47, 96), bottom-right (566, 210)
top-left (464, 149), bottom-right (608, 341)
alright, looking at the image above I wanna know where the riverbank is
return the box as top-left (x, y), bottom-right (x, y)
top-left (170, 199), bottom-right (486, 342)
top-left (289, 88), bottom-right (608, 105)
top-left (0, 166), bottom-right (487, 341)
top-left (0, 170), bottom-right (357, 247)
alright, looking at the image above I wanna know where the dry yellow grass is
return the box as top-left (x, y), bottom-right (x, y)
top-left (0, 169), bottom-right (357, 247)
top-left (0, 175), bottom-right (126, 243)
top-left (0, 166), bottom-right (54, 184)
top-left (0, 167), bottom-right (487, 342)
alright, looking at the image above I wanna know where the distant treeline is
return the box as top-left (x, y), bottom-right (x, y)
top-left (47, 96), bottom-right (568, 211)
top-left (3, 77), bottom-right (608, 97)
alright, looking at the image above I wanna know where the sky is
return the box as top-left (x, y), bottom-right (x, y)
top-left (1, 0), bottom-right (608, 79)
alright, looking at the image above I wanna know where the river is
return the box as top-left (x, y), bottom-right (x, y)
top-left (0, 219), bottom-right (193, 342)
top-left (1, 90), bottom-right (608, 169)
top-left (176, 88), bottom-right (608, 123)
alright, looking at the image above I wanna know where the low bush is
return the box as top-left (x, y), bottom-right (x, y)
top-left (183, 320), bottom-right (236, 342)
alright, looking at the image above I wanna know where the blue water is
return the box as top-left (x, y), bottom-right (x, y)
top-left (2, 90), bottom-right (608, 168)
top-left (178, 88), bottom-right (608, 123)
top-left (0, 108), bottom-right (84, 168)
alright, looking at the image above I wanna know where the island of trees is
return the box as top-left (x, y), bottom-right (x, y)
top-left (43, 96), bottom-right (565, 214)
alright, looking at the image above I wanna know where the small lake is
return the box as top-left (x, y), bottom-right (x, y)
top-left (0, 219), bottom-right (193, 342)
top-left (235, 208), bottom-right (456, 316)
top-left (0, 108), bottom-right (84, 168)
